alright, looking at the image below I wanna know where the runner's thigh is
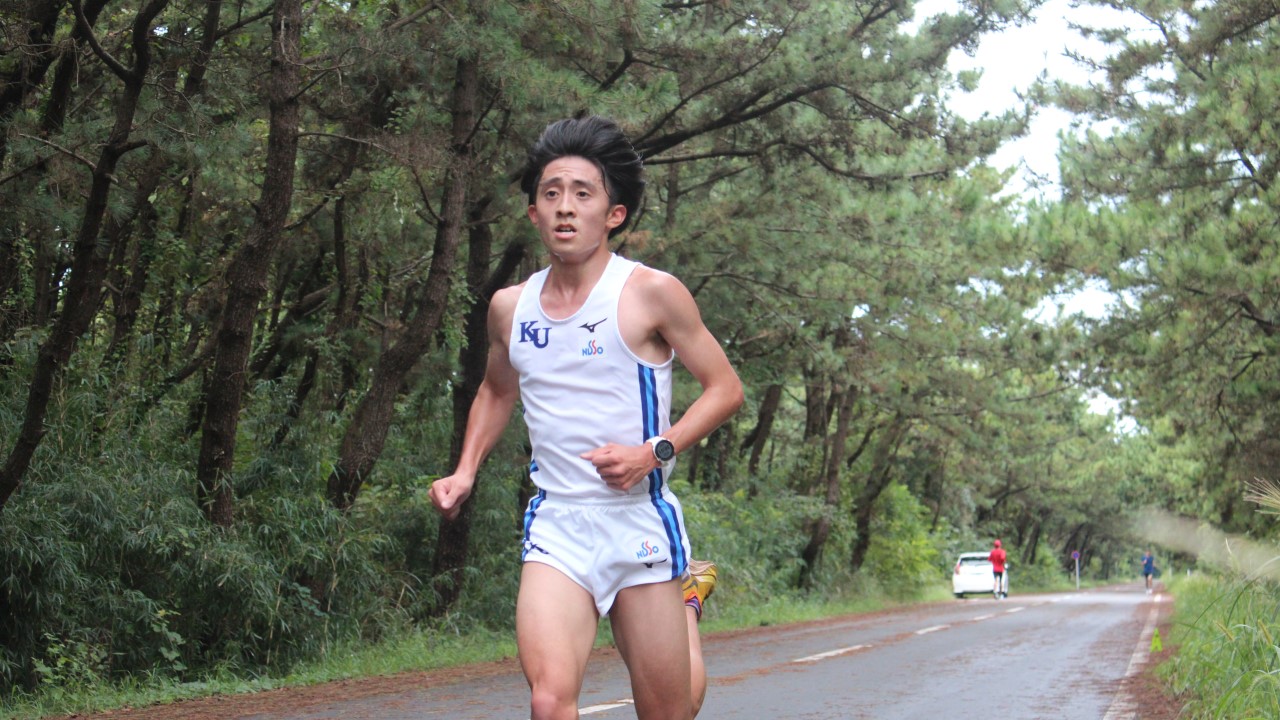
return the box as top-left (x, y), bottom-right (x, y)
top-left (610, 580), bottom-right (692, 719)
top-left (517, 563), bottom-right (599, 696)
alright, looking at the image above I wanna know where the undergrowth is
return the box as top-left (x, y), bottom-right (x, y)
top-left (1160, 573), bottom-right (1280, 719)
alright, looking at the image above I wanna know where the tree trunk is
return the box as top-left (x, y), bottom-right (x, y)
top-left (928, 467), bottom-right (945, 533)
top-left (1078, 525), bottom-right (1094, 571)
top-left (99, 7), bottom-right (207, 374)
top-left (326, 56), bottom-right (478, 511)
top-left (253, 138), bottom-right (360, 384)
top-left (692, 424), bottom-right (733, 491)
top-left (195, 0), bottom-right (302, 526)
top-left (271, 194), bottom-right (362, 446)
top-left (431, 201), bottom-right (495, 611)
top-left (1061, 522), bottom-right (1086, 572)
top-left (684, 441), bottom-right (702, 487)
top-left (0, 0), bottom-right (68, 167)
top-left (1025, 518), bottom-right (1041, 565)
top-left (0, 0), bottom-right (68, 344)
top-left (431, 213), bottom-right (526, 613)
top-left (742, 382), bottom-right (781, 477)
top-left (102, 158), bottom-right (164, 371)
top-left (802, 378), bottom-right (830, 441)
top-left (798, 386), bottom-right (855, 589)
top-left (0, 0), bottom-right (171, 512)
top-left (849, 415), bottom-right (909, 573)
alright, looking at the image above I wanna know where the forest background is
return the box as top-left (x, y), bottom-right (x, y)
top-left (2, 0), bottom-right (1278, 713)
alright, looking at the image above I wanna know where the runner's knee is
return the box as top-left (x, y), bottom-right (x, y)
top-left (529, 685), bottom-right (578, 720)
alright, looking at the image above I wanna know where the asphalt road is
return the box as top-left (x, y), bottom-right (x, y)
top-left (246, 583), bottom-right (1164, 720)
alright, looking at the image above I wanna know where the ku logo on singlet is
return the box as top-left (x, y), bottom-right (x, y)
top-left (519, 320), bottom-right (551, 349)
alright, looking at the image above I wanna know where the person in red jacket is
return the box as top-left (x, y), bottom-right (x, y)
top-left (989, 539), bottom-right (1008, 599)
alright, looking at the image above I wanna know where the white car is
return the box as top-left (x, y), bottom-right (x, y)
top-left (952, 552), bottom-right (1007, 598)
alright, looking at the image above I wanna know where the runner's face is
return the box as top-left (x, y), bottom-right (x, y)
top-left (528, 156), bottom-right (626, 261)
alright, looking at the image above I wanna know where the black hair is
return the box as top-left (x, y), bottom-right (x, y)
top-left (521, 116), bottom-right (645, 238)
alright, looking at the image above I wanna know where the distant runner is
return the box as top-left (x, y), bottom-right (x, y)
top-left (989, 539), bottom-right (1007, 599)
top-left (1142, 550), bottom-right (1155, 594)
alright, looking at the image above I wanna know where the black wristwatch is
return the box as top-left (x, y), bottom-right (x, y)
top-left (647, 436), bottom-right (676, 463)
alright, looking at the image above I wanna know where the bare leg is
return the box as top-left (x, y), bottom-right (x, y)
top-left (609, 580), bottom-right (693, 720)
top-left (613, 593), bottom-right (706, 717)
top-left (687, 605), bottom-right (707, 716)
top-left (518, 563), bottom-right (599, 720)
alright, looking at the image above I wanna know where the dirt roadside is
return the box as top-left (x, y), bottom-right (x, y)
top-left (1118, 603), bottom-right (1186, 720)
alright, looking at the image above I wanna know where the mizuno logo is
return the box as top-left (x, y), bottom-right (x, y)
top-left (579, 318), bottom-right (608, 333)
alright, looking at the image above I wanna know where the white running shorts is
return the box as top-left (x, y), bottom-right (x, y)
top-left (520, 489), bottom-right (692, 616)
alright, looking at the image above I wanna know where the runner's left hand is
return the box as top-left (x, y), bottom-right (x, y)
top-left (581, 443), bottom-right (656, 492)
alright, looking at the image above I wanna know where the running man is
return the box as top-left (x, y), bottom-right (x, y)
top-left (989, 539), bottom-right (1007, 599)
top-left (429, 116), bottom-right (743, 720)
top-left (1142, 550), bottom-right (1155, 594)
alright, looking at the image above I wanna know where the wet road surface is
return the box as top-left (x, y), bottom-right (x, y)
top-left (246, 584), bottom-right (1165, 720)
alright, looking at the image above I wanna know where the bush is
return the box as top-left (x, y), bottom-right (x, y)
top-left (0, 440), bottom-right (404, 694)
top-left (678, 480), bottom-right (826, 605)
top-left (863, 483), bottom-right (942, 595)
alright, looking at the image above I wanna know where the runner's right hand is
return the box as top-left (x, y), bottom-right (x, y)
top-left (429, 474), bottom-right (474, 521)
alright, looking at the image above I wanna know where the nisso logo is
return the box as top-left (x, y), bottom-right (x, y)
top-left (581, 339), bottom-right (605, 357)
top-left (519, 320), bottom-right (551, 348)
top-left (635, 540), bottom-right (661, 559)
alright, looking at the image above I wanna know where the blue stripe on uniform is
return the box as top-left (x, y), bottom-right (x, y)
top-left (637, 365), bottom-right (686, 579)
top-left (520, 489), bottom-right (547, 561)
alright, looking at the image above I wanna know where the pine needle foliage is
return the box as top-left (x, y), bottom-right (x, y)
top-left (2, 0), bottom-right (1237, 712)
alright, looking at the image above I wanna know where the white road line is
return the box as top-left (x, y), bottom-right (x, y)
top-left (581, 699), bottom-right (633, 715)
top-left (972, 613), bottom-right (997, 621)
top-left (915, 624), bottom-right (949, 635)
top-left (792, 644), bottom-right (872, 663)
top-left (1004, 606), bottom-right (1025, 613)
top-left (1102, 594), bottom-right (1163, 720)
top-left (530, 698), bottom-right (635, 719)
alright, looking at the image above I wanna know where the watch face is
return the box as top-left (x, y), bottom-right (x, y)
top-left (654, 439), bottom-right (675, 462)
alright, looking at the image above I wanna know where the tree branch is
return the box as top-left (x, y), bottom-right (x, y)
top-left (13, 132), bottom-right (97, 172)
top-left (387, 2), bottom-right (445, 32)
top-left (72, 0), bottom-right (131, 81)
top-left (1236, 295), bottom-right (1278, 337)
top-left (217, 6), bottom-right (273, 40)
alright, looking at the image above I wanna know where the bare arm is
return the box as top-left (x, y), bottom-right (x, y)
top-left (582, 268), bottom-right (743, 491)
top-left (429, 286), bottom-right (521, 520)
top-left (647, 269), bottom-right (745, 454)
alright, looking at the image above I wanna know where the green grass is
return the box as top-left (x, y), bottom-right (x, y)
top-left (0, 625), bottom-right (518, 720)
top-left (1158, 573), bottom-right (1280, 719)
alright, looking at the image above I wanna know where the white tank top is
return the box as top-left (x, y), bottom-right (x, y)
top-left (509, 253), bottom-right (675, 501)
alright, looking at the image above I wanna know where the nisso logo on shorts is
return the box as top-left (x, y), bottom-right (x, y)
top-left (635, 540), bottom-right (661, 559)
